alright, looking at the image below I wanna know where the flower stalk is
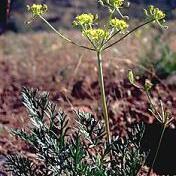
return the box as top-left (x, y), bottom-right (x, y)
top-left (39, 15), bottom-right (95, 51)
top-left (97, 51), bottom-right (111, 144)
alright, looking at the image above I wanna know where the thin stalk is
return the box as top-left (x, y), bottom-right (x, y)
top-left (97, 51), bottom-right (111, 144)
top-left (104, 20), bottom-right (153, 50)
top-left (147, 124), bottom-right (166, 176)
top-left (146, 91), bottom-right (162, 122)
top-left (39, 15), bottom-right (96, 51)
top-left (103, 30), bottom-right (121, 46)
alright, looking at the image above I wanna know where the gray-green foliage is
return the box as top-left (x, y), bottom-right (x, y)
top-left (6, 87), bottom-right (146, 176)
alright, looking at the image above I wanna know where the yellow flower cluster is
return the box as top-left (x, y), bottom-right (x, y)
top-left (109, 18), bottom-right (128, 30)
top-left (73, 13), bottom-right (96, 27)
top-left (110, 0), bottom-right (124, 9)
top-left (27, 4), bottom-right (48, 16)
top-left (99, 0), bottom-right (124, 9)
top-left (144, 5), bottom-right (166, 21)
top-left (83, 29), bottom-right (109, 41)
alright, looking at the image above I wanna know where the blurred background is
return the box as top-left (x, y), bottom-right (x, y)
top-left (2, 0), bottom-right (176, 33)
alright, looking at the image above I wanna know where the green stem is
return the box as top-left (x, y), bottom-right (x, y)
top-left (97, 51), bottom-right (111, 144)
top-left (147, 125), bottom-right (166, 176)
top-left (104, 20), bottom-right (153, 51)
top-left (103, 30), bottom-right (120, 47)
top-left (39, 15), bottom-right (95, 51)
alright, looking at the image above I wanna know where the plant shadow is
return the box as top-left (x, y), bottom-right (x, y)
top-left (141, 121), bottom-right (176, 175)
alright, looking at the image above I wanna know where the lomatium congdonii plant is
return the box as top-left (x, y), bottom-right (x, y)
top-left (26, 1), bottom-right (167, 146)
top-left (128, 70), bottom-right (174, 175)
top-left (4, 2), bottom-right (169, 176)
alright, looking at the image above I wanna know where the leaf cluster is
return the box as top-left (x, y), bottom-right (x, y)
top-left (6, 87), bottom-right (146, 176)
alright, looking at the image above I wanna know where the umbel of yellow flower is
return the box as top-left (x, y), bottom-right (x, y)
top-left (144, 5), bottom-right (167, 28)
top-left (83, 28), bottom-right (109, 42)
top-left (109, 18), bottom-right (128, 31)
top-left (144, 5), bottom-right (165, 21)
top-left (27, 4), bottom-right (48, 16)
top-left (110, 0), bottom-right (124, 9)
top-left (73, 13), bottom-right (97, 28)
top-left (99, 0), bottom-right (124, 9)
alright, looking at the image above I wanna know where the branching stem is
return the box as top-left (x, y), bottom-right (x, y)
top-left (39, 15), bottom-right (96, 51)
top-left (104, 20), bottom-right (153, 50)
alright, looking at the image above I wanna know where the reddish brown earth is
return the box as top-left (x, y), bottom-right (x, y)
top-left (0, 22), bottom-right (176, 175)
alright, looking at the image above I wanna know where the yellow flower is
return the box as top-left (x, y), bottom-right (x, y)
top-left (144, 5), bottom-right (167, 28)
top-left (27, 4), bottom-right (48, 16)
top-left (111, 0), bottom-right (124, 9)
top-left (144, 5), bottom-right (166, 21)
top-left (73, 13), bottom-right (96, 27)
top-left (109, 18), bottom-right (128, 30)
top-left (99, 0), bottom-right (124, 9)
top-left (83, 28), bottom-right (109, 41)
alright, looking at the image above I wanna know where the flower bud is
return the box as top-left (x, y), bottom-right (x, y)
top-left (128, 70), bottom-right (135, 85)
top-left (144, 79), bottom-right (153, 92)
top-left (27, 4), bottom-right (48, 16)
